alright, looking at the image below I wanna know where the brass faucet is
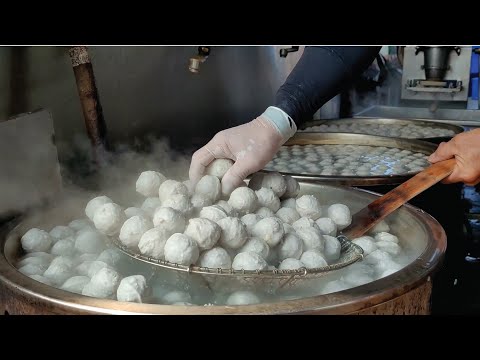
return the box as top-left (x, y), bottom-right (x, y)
top-left (189, 47), bottom-right (211, 73)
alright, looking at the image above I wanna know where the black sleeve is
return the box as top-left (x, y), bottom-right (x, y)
top-left (274, 46), bottom-right (382, 126)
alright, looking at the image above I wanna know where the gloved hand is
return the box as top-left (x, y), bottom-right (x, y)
top-left (189, 106), bottom-right (297, 195)
top-left (428, 128), bottom-right (480, 186)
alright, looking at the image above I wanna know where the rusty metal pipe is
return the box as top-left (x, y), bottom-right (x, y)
top-left (68, 46), bottom-right (109, 165)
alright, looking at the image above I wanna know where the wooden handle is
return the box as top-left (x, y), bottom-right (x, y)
top-left (342, 158), bottom-right (456, 239)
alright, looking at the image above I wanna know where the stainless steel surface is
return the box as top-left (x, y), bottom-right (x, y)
top-left (401, 46), bottom-right (472, 101)
top-left (268, 133), bottom-right (438, 186)
top-left (0, 109), bottom-right (62, 218)
top-left (0, 183), bottom-right (446, 314)
top-left (299, 117), bottom-right (464, 141)
top-left (318, 94), bottom-right (341, 119)
top-left (355, 105), bottom-right (480, 126)
top-left (418, 47), bottom-right (461, 81)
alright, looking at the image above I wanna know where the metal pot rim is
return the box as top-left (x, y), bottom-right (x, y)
top-left (299, 117), bottom-right (464, 141)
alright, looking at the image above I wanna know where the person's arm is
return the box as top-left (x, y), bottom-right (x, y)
top-left (189, 46), bottom-right (381, 194)
top-left (274, 46), bottom-right (382, 126)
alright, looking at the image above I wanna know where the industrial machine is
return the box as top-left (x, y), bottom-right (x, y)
top-left (356, 46), bottom-right (480, 125)
top-left (401, 46), bottom-right (475, 105)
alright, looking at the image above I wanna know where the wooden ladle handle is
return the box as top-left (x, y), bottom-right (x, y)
top-left (342, 158), bottom-right (456, 239)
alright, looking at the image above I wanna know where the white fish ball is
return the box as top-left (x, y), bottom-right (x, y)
top-left (44, 261), bottom-right (74, 286)
top-left (322, 235), bottom-right (341, 262)
top-left (279, 258), bottom-right (305, 270)
top-left (282, 175), bottom-right (300, 199)
top-left (375, 241), bottom-right (401, 256)
top-left (184, 218), bottom-right (221, 250)
top-left (119, 215), bottom-right (153, 248)
top-left (276, 207), bottom-right (301, 224)
top-left (158, 180), bottom-right (189, 202)
top-left (136, 171), bottom-right (166, 197)
top-left (49, 226), bottom-right (75, 242)
top-left (352, 236), bottom-right (378, 256)
top-left (190, 194), bottom-right (214, 209)
top-left (217, 217), bottom-right (248, 249)
top-left (93, 203), bottom-right (126, 236)
top-left (76, 260), bottom-right (110, 278)
top-left (75, 229), bottom-right (107, 254)
top-left (296, 195), bottom-right (322, 220)
top-left (162, 194), bottom-right (192, 215)
top-left (281, 198), bottom-right (297, 209)
top-left (228, 187), bottom-right (258, 214)
top-left (97, 248), bottom-right (123, 267)
top-left (251, 217), bottom-right (285, 247)
top-left (374, 232), bottom-right (399, 244)
top-left (300, 250), bottom-right (328, 269)
top-left (68, 219), bottom-right (92, 232)
top-left (232, 252), bottom-right (268, 271)
top-left (241, 213), bottom-right (263, 235)
top-left (369, 220), bottom-right (390, 234)
top-left (255, 188), bottom-right (280, 212)
top-left (50, 238), bottom-right (76, 257)
top-left (195, 175), bottom-right (221, 202)
top-left (278, 233), bottom-right (303, 261)
top-left (152, 207), bottom-right (186, 234)
top-left (206, 159), bottom-right (234, 179)
top-left (239, 237), bottom-right (270, 259)
top-left (296, 227), bottom-right (325, 252)
top-left (292, 217), bottom-right (321, 231)
top-left (315, 217), bottom-right (337, 236)
top-left (117, 275), bottom-right (147, 303)
top-left (198, 247), bottom-right (232, 269)
top-left (124, 207), bottom-right (147, 219)
top-left (60, 276), bottom-right (90, 294)
top-left (164, 233), bottom-right (199, 265)
top-left (141, 197), bottom-right (163, 216)
top-left (138, 226), bottom-right (172, 259)
top-left (255, 207), bottom-right (275, 218)
top-left (18, 263), bottom-right (47, 276)
top-left (85, 196), bottom-right (113, 221)
top-left (199, 205), bottom-right (228, 223)
top-left (82, 267), bottom-right (121, 299)
top-left (21, 228), bottom-right (52, 253)
top-left (327, 204), bottom-right (352, 229)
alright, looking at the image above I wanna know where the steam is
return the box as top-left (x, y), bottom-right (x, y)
top-left (350, 55), bottom-right (403, 116)
top-left (54, 133), bottom-right (193, 218)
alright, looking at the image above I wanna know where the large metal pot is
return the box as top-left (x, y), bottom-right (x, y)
top-left (0, 183), bottom-right (446, 315)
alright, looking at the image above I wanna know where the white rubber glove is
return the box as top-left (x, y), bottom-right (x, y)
top-left (189, 106), bottom-right (297, 195)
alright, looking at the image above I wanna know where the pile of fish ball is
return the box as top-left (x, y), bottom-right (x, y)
top-left (299, 121), bottom-right (456, 139)
top-left (16, 157), bottom-right (407, 306)
top-left (264, 144), bottom-right (431, 176)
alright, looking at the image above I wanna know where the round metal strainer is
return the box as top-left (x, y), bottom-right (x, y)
top-left (109, 235), bottom-right (364, 291)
